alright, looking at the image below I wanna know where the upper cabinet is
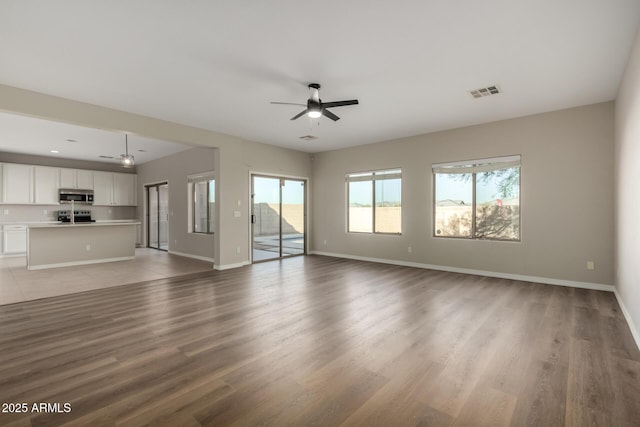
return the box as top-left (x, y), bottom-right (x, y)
top-left (113, 173), bottom-right (137, 206)
top-left (93, 171), bottom-right (137, 206)
top-left (93, 171), bottom-right (113, 205)
top-left (34, 166), bottom-right (60, 204)
top-left (60, 168), bottom-right (93, 190)
top-left (3, 164), bottom-right (60, 205)
top-left (2, 163), bottom-right (33, 204)
top-left (0, 162), bottom-right (137, 206)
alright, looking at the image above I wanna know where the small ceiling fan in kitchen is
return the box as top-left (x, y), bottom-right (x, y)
top-left (271, 83), bottom-right (359, 121)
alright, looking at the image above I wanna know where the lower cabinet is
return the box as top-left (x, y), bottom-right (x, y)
top-left (2, 225), bottom-right (27, 254)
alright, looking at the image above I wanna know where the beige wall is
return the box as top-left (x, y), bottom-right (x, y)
top-left (136, 147), bottom-right (217, 260)
top-left (615, 28), bottom-right (640, 342)
top-left (253, 203), bottom-right (304, 236)
top-left (0, 84), bottom-right (312, 268)
top-left (312, 102), bottom-right (615, 285)
top-left (0, 85), bottom-right (619, 290)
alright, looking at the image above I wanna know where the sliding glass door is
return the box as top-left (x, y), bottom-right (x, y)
top-left (147, 183), bottom-right (169, 251)
top-left (251, 175), bottom-right (306, 262)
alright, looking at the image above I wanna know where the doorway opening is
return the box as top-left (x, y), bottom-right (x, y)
top-left (251, 175), bottom-right (306, 262)
top-left (146, 182), bottom-right (169, 251)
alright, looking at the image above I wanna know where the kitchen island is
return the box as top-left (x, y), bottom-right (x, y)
top-left (27, 222), bottom-right (140, 270)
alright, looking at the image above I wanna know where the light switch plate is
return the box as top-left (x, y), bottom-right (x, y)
top-left (234, 211), bottom-right (241, 218)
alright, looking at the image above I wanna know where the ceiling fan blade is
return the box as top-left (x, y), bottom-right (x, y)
top-left (322, 109), bottom-right (340, 121)
top-left (271, 102), bottom-right (306, 106)
top-left (321, 99), bottom-right (359, 108)
top-left (290, 109), bottom-right (308, 120)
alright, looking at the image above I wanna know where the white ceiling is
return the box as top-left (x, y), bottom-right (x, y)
top-left (0, 112), bottom-right (191, 165)
top-left (0, 0), bottom-right (639, 155)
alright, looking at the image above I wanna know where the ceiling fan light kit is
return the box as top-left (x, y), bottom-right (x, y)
top-left (272, 83), bottom-right (359, 122)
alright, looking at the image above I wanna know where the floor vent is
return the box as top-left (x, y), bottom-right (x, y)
top-left (469, 85), bottom-right (501, 99)
top-left (299, 135), bottom-right (318, 141)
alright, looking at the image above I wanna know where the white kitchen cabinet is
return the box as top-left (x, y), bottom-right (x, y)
top-left (3, 225), bottom-right (27, 254)
top-left (93, 171), bottom-right (137, 206)
top-left (34, 166), bottom-right (60, 204)
top-left (77, 170), bottom-right (93, 189)
top-left (59, 168), bottom-right (75, 189)
top-left (113, 173), bottom-right (136, 206)
top-left (2, 163), bottom-right (33, 204)
top-left (93, 171), bottom-right (114, 205)
top-left (60, 168), bottom-right (93, 190)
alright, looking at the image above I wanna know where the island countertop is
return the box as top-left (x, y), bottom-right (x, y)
top-left (27, 221), bottom-right (141, 229)
top-left (27, 222), bottom-right (139, 270)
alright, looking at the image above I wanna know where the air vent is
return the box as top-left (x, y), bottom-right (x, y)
top-left (469, 85), bottom-right (501, 99)
top-left (299, 135), bottom-right (318, 141)
top-left (99, 155), bottom-right (114, 159)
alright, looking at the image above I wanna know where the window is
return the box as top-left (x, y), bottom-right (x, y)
top-left (347, 168), bottom-right (402, 234)
top-left (433, 155), bottom-right (520, 241)
top-left (189, 173), bottom-right (215, 234)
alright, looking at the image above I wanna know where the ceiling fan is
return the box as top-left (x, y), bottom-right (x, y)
top-left (271, 83), bottom-right (359, 121)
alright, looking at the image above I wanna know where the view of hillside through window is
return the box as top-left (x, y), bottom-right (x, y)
top-left (434, 158), bottom-right (520, 241)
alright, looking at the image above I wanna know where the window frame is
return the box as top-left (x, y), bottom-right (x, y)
top-left (189, 173), bottom-right (215, 235)
top-left (346, 168), bottom-right (402, 235)
top-left (432, 155), bottom-right (521, 242)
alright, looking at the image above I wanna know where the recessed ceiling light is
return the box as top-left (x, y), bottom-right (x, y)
top-left (50, 150), bottom-right (60, 153)
top-left (66, 139), bottom-right (77, 142)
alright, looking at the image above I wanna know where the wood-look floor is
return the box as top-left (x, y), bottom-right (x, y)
top-left (0, 255), bottom-right (639, 426)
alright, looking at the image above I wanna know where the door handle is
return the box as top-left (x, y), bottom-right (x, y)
top-left (251, 214), bottom-right (256, 224)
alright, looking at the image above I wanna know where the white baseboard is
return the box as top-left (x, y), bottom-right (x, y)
top-left (0, 253), bottom-right (26, 258)
top-left (27, 256), bottom-right (134, 270)
top-left (214, 260), bottom-right (251, 271)
top-left (309, 251), bottom-right (615, 292)
top-left (168, 250), bottom-right (215, 264)
top-left (613, 289), bottom-right (640, 351)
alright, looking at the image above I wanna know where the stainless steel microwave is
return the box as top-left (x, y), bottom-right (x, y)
top-left (59, 189), bottom-right (94, 204)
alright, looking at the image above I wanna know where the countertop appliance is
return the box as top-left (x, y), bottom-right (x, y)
top-left (59, 188), bottom-right (94, 205)
top-left (57, 210), bottom-right (95, 223)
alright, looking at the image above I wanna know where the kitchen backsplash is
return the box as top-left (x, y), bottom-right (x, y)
top-left (0, 205), bottom-right (137, 222)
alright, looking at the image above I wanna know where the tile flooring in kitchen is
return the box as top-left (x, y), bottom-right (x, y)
top-left (0, 248), bottom-right (213, 305)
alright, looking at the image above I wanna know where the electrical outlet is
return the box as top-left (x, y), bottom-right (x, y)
top-left (408, 246), bottom-right (412, 253)
top-left (85, 244), bottom-right (91, 251)
top-left (587, 261), bottom-right (595, 270)
top-left (323, 239), bottom-right (327, 245)
top-left (3, 209), bottom-right (8, 215)
top-left (236, 247), bottom-right (241, 254)
top-left (43, 209), bottom-right (48, 215)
